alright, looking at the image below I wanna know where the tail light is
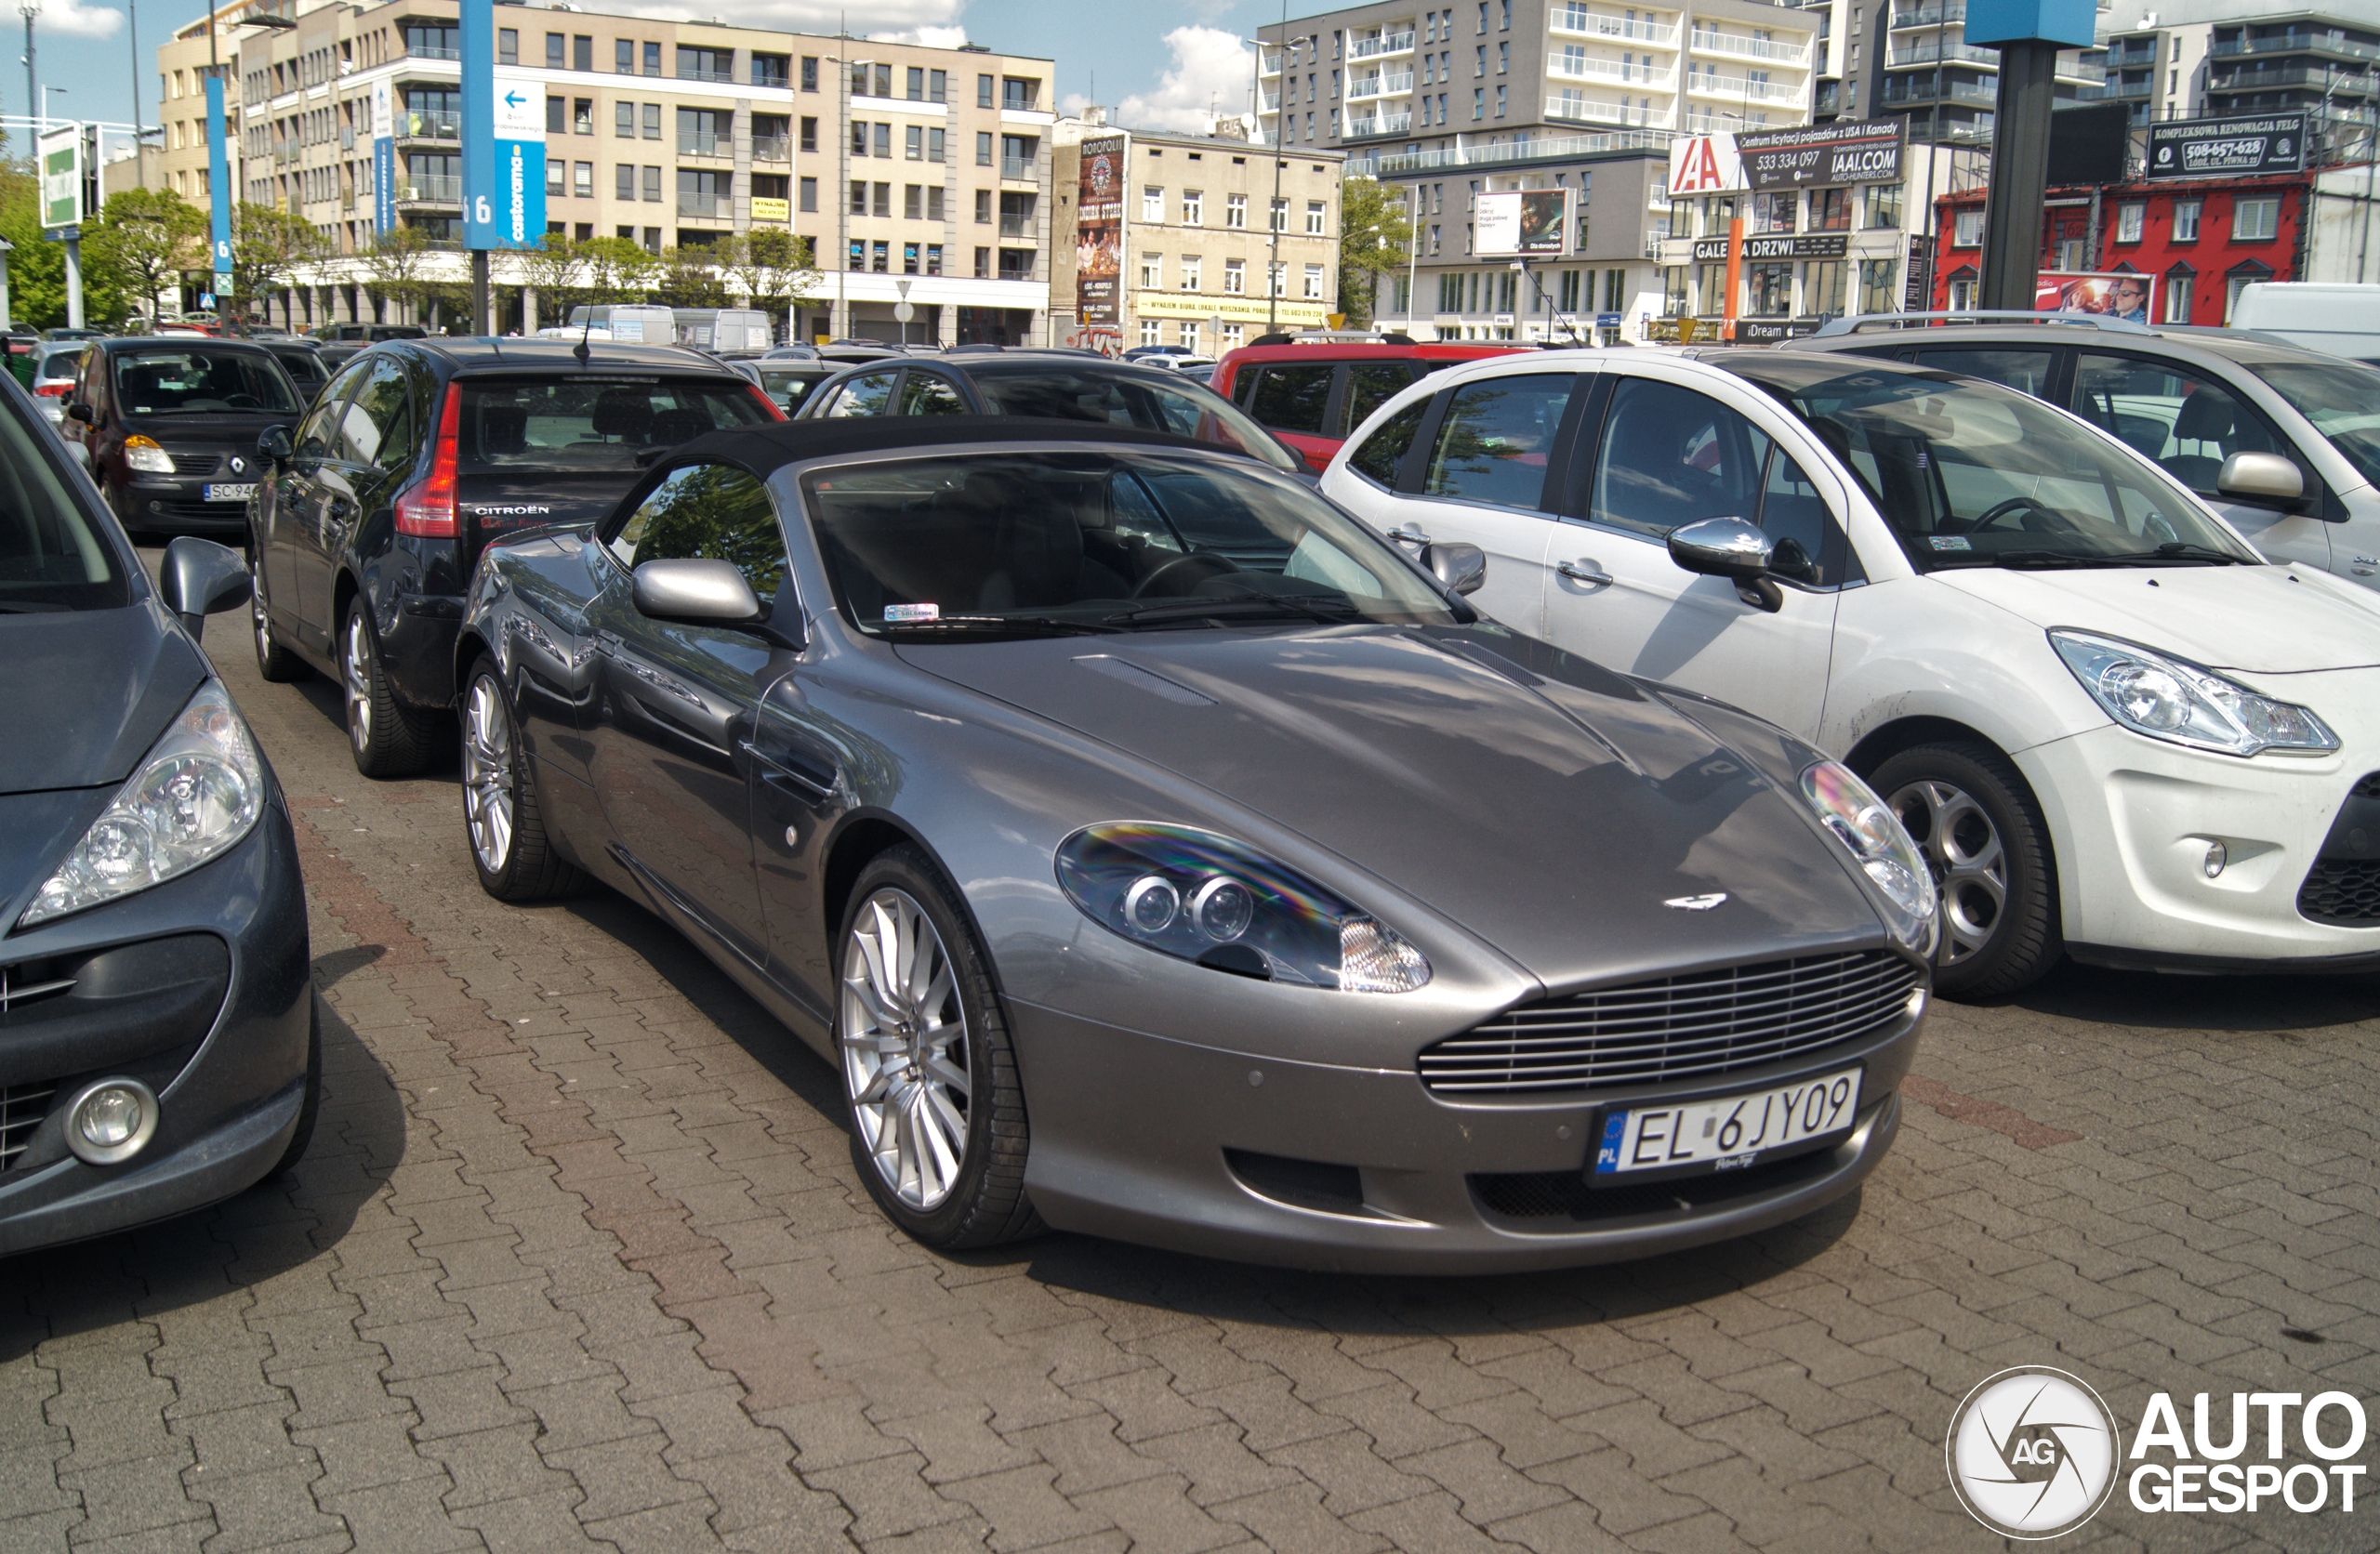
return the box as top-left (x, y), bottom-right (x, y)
top-left (33, 381), bottom-right (70, 396)
top-left (394, 382), bottom-right (461, 538)
top-left (744, 383), bottom-right (787, 422)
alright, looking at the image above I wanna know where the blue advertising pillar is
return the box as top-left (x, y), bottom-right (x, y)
top-left (372, 78), bottom-right (395, 244)
top-left (205, 73), bottom-right (233, 309)
top-left (460, 0), bottom-right (544, 334)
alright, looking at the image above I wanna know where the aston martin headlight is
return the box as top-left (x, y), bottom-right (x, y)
top-left (2051, 629), bottom-right (2336, 757)
top-left (1799, 762), bottom-right (1937, 952)
top-left (1055, 823), bottom-right (1430, 993)
top-left (20, 680), bottom-right (266, 927)
top-left (125, 435), bottom-right (177, 474)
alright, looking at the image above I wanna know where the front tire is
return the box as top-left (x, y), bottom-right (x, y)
top-left (342, 599), bottom-right (435, 778)
top-left (460, 657), bottom-right (587, 902)
top-left (1871, 741), bottom-right (2060, 1000)
top-left (838, 848), bottom-right (1040, 1250)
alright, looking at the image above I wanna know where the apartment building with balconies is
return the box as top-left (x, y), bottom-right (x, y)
top-left (1858, 0), bottom-right (2103, 145)
top-left (165, 2), bottom-right (1052, 343)
top-left (1259, 0), bottom-right (1817, 340)
top-left (2078, 3), bottom-right (2375, 162)
top-left (156, 4), bottom-right (263, 217)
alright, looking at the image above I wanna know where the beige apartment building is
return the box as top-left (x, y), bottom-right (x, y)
top-left (1052, 115), bottom-right (1343, 355)
top-left (153, 0), bottom-right (1054, 343)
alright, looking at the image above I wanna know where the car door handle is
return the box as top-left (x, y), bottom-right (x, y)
top-left (1556, 560), bottom-right (1614, 587)
top-left (2354, 555), bottom-right (2377, 575)
top-left (739, 738), bottom-right (837, 800)
top-left (1386, 524), bottom-right (1431, 546)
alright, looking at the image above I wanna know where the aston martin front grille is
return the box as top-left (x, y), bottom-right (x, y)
top-left (1418, 951), bottom-right (1921, 1095)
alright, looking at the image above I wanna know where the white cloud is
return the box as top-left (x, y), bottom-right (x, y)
top-left (1114, 26), bottom-right (1252, 134)
top-left (40, 0), bottom-right (124, 41)
top-left (867, 24), bottom-right (969, 47)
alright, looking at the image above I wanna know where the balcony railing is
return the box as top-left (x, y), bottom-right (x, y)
top-left (1347, 127), bottom-right (1670, 177)
top-left (1261, 53), bottom-right (1281, 76)
top-left (2062, 58), bottom-right (2108, 83)
top-left (1348, 72), bottom-right (1414, 98)
top-left (678, 131), bottom-right (726, 156)
top-left (997, 254), bottom-right (1035, 281)
top-left (1552, 55), bottom-right (1675, 86)
top-left (1344, 112), bottom-right (1415, 138)
top-left (677, 65), bottom-right (734, 84)
top-left (400, 111), bottom-right (459, 138)
top-left (1547, 95), bottom-right (1675, 127)
top-left (1685, 71), bottom-right (1795, 100)
top-left (399, 175), bottom-right (460, 202)
top-left (750, 135), bottom-right (790, 162)
top-left (407, 43), bottom-right (459, 60)
top-left (1352, 31), bottom-right (1413, 58)
top-left (1000, 155), bottom-right (1035, 180)
top-left (2213, 33), bottom-right (2380, 63)
top-left (678, 192), bottom-right (729, 218)
top-left (998, 214), bottom-right (1034, 238)
top-left (2079, 74), bottom-right (2152, 99)
top-left (1889, 40), bottom-right (1997, 67)
top-left (1690, 30), bottom-right (1812, 65)
top-left (1889, 4), bottom-right (1964, 29)
top-left (1261, 90), bottom-right (1280, 112)
top-left (1882, 75), bottom-right (1998, 104)
top-left (1553, 13), bottom-right (1679, 46)
top-left (2213, 63), bottom-right (2374, 92)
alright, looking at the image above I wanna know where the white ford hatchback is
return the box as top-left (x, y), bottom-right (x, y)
top-left (1322, 348), bottom-right (2380, 997)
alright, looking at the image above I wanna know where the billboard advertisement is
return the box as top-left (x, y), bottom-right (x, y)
top-left (1475, 189), bottom-right (1569, 257)
top-left (2147, 113), bottom-right (2306, 179)
top-left (2035, 270), bottom-right (2155, 323)
top-left (38, 125), bottom-right (82, 231)
top-left (1666, 133), bottom-right (1742, 197)
top-left (1075, 133), bottom-right (1127, 327)
top-left (1735, 119), bottom-right (1905, 191)
top-left (460, 0), bottom-right (545, 250)
top-left (372, 79), bottom-right (395, 238)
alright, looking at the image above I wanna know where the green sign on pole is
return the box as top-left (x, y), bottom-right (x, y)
top-left (37, 125), bottom-right (83, 232)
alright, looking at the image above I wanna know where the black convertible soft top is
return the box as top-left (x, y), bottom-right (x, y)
top-left (664, 415), bottom-right (1227, 480)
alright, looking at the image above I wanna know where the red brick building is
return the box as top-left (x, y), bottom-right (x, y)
top-left (1929, 171), bottom-right (2311, 326)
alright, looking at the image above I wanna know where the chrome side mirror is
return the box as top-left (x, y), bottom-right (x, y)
top-left (1422, 541), bottom-right (1487, 596)
top-left (1667, 517), bottom-right (1783, 612)
top-left (157, 536), bottom-right (253, 641)
top-left (2216, 451), bottom-right (2304, 507)
top-left (632, 559), bottom-right (763, 624)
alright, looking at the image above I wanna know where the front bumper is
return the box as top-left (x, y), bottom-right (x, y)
top-left (123, 473), bottom-right (254, 533)
top-left (1009, 994), bottom-right (1921, 1274)
top-left (2018, 684), bottom-right (2380, 965)
top-left (0, 799), bottom-right (312, 1257)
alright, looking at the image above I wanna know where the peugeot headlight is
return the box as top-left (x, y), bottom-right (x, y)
top-left (1055, 823), bottom-right (1430, 993)
top-left (2051, 629), bottom-right (2336, 757)
top-left (125, 435), bottom-right (177, 475)
top-left (1800, 762), bottom-right (1937, 952)
top-left (20, 681), bottom-right (266, 927)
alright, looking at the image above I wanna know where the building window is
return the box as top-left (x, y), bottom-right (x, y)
top-left (546, 158), bottom-right (564, 197)
top-left (615, 102), bottom-right (635, 138)
top-left (1811, 188), bottom-right (1850, 232)
top-left (1952, 208), bottom-right (1984, 247)
top-left (615, 38), bottom-right (633, 73)
top-left (1306, 200), bottom-right (1325, 234)
top-left (907, 65), bottom-right (926, 100)
top-left (1270, 198), bottom-right (1288, 231)
top-left (1303, 263), bottom-right (1324, 298)
top-left (853, 122), bottom-right (870, 158)
top-left (643, 104), bottom-right (661, 140)
top-left (1181, 256), bottom-right (1202, 291)
top-left (575, 99), bottom-right (593, 136)
top-left (1143, 186), bottom-right (1165, 221)
top-left (1473, 88), bottom-right (1484, 119)
top-left (643, 165), bottom-right (661, 202)
top-left (851, 180), bottom-right (867, 216)
top-left (1223, 258), bottom-right (1245, 295)
top-left (2233, 197), bottom-right (2278, 242)
top-left (1221, 323), bottom-right (1245, 350)
top-left (930, 128), bottom-right (945, 163)
top-left (874, 182), bottom-right (892, 217)
top-left (1858, 257), bottom-right (1897, 314)
top-left (800, 116), bottom-right (817, 152)
top-left (875, 125), bottom-right (892, 159)
top-left (547, 32), bottom-right (563, 68)
top-left (978, 74), bottom-right (994, 109)
top-left (975, 190), bottom-right (992, 224)
top-left (906, 125), bottom-right (923, 161)
top-left (905, 241), bottom-right (920, 274)
top-left (2164, 267), bottom-right (2193, 323)
top-left (1179, 322), bottom-right (1201, 350)
top-left (2115, 201), bottom-right (2145, 244)
top-left (574, 162), bottom-right (593, 198)
top-left (1268, 259), bottom-right (1287, 295)
top-left (2173, 199), bottom-right (2201, 242)
top-left (800, 177), bottom-right (817, 212)
top-left (1141, 319), bottom-right (1162, 347)
top-left (1225, 193), bottom-right (1247, 229)
top-left (931, 70), bottom-right (947, 103)
top-left (548, 96), bottom-right (566, 135)
top-left (927, 244), bottom-right (944, 275)
top-left (1183, 191), bottom-right (1203, 224)
top-left (1141, 254), bottom-right (1162, 288)
top-left (977, 132), bottom-right (994, 166)
top-left (1865, 183), bottom-right (1901, 230)
top-left (615, 164), bottom-right (635, 199)
top-left (905, 184), bottom-right (922, 220)
top-left (801, 56), bottom-right (818, 91)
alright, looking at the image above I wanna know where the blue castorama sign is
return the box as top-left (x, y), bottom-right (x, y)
top-left (205, 74), bottom-right (232, 296)
top-left (459, 0), bottom-right (544, 250)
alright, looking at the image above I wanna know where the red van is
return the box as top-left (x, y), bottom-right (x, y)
top-left (1212, 338), bottom-right (1527, 466)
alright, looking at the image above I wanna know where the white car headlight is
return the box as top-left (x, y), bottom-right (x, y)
top-left (125, 435), bottom-right (177, 475)
top-left (1800, 762), bottom-right (1937, 954)
top-left (20, 680), bottom-right (267, 928)
top-left (2051, 629), bottom-right (2337, 757)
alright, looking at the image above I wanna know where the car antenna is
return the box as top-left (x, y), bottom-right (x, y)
top-left (574, 311), bottom-right (594, 369)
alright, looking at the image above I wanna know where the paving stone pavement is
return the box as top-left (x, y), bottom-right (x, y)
top-left (7, 565), bottom-right (2380, 1553)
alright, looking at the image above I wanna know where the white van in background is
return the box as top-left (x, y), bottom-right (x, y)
top-left (2230, 283), bottom-right (2380, 365)
top-left (672, 308), bottom-right (773, 355)
top-left (564, 304), bottom-right (677, 344)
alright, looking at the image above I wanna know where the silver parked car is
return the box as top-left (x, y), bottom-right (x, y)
top-left (453, 415), bottom-right (1935, 1271)
top-left (1799, 312), bottom-right (2380, 587)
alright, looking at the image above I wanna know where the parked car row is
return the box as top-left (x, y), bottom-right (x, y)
top-left (8, 310), bottom-right (2378, 1278)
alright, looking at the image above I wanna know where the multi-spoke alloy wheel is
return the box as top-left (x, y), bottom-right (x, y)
top-left (462, 677), bottom-right (516, 876)
top-left (341, 601), bottom-right (432, 778)
top-left (1887, 778), bottom-right (2006, 969)
top-left (1868, 742), bottom-right (2060, 1001)
top-left (343, 611), bottom-right (376, 757)
top-left (842, 888), bottom-right (972, 1211)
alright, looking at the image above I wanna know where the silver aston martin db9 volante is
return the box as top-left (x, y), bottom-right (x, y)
top-left (455, 415), bottom-right (1934, 1272)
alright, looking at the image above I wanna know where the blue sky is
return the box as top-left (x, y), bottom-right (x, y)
top-left (28, 0), bottom-right (1279, 152)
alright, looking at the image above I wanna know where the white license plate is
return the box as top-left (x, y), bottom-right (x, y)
top-left (203, 483), bottom-right (257, 503)
top-left (1593, 1066), bottom-right (1863, 1178)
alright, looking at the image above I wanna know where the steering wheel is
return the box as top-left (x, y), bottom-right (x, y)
top-left (1130, 551), bottom-right (1243, 599)
top-left (1967, 495), bottom-right (2069, 534)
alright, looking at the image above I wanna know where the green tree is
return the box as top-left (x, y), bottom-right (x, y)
top-left (652, 243), bottom-right (730, 308)
top-left (0, 168), bottom-right (133, 329)
top-left (84, 188), bottom-right (207, 323)
top-left (360, 221), bottom-right (437, 324)
top-left (1337, 176), bottom-right (1412, 329)
top-left (577, 234), bottom-right (662, 304)
top-left (231, 203), bottom-right (327, 324)
top-left (513, 230), bottom-right (582, 327)
top-left (723, 229), bottom-right (818, 329)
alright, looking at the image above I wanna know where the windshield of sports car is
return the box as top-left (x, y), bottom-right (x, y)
top-left (1730, 356), bottom-right (2256, 572)
top-left (457, 376), bottom-right (776, 473)
top-left (959, 365), bottom-right (1302, 474)
top-left (112, 347), bottom-right (301, 415)
top-left (2246, 360), bottom-right (2380, 493)
top-left (804, 452), bottom-right (1458, 639)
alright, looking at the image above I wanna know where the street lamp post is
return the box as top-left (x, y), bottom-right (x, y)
top-left (20, 0), bottom-right (37, 138)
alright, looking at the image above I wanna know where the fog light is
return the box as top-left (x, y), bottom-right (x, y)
top-left (2204, 840), bottom-right (2228, 879)
top-left (64, 1078), bottom-right (159, 1166)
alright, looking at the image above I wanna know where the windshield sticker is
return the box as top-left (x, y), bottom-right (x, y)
top-left (884, 603), bottom-right (941, 623)
top-left (1929, 535), bottom-right (1973, 552)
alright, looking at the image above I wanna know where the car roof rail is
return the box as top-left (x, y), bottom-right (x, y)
top-left (1807, 309), bottom-right (2155, 337)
